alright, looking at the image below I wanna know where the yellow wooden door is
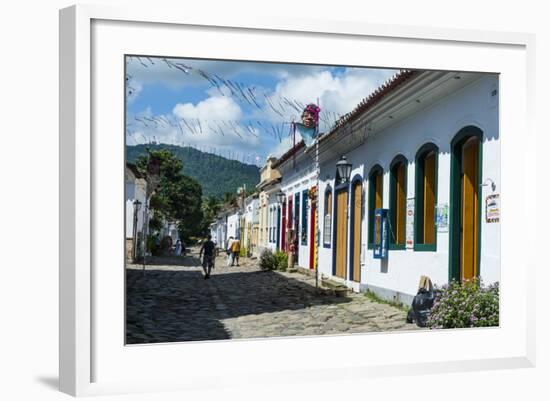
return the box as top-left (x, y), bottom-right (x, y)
top-left (375, 173), bottom-right (383, 210)
top-left (352, 183), bottom-right (362, 282)
top-left (461, 137), bottom-right (479, 281)
top-left (335, 191), bottom-right (348, 278)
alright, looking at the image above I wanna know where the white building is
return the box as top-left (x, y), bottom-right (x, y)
top-left (241, 195), bottom-right (259, 256)
top-left (159, 220), bottom-right (180, 245)
top-left (276, 70), bottom-right (499, 305)
top-left (210, 205), bottom-right (238, 250)
top-left (210, 215), bottom-right (225, 248)
top-left (273, 142), bottom-right (319, 269)
top-left (125, 163), bottom-right (147, 261)
top-left (227, 209), bottom-right (240, 241)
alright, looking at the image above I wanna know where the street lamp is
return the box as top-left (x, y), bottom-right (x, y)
top-left (132, 199), bottom-right (142, 262)
top-left (276, 191), bottom-right (286, 204)
top-left (336, 155), bottom-right (352, 183)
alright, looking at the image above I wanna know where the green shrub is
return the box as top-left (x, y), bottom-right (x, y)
top-left (273, 250), bottom-right (288, 271)
top-left (260, 249), bottom-right (288, 271)
top-left (159, 236), bottom-right (173, 255)
top-left (240, 246), bottom-right (247, 258)
top-left (427, 279), bottom-right (499, 329)
top-left (146, 235), bottom-right (159, 256)
top-left (259, 249), bottom-right (276, 270)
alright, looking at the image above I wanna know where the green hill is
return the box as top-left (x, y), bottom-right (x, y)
top-left (126, 144), bottom-right (260, 199)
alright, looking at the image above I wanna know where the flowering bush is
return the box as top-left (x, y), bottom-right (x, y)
top-left (427, 279), bottom-right (499, 329)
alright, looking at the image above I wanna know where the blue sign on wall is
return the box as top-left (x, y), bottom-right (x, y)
top-left (373, 208), bottom-right (389, 259)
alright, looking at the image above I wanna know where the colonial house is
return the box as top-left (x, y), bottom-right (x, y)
top-left (210, 204), bottom-right (238, 250)
top-left (125, 163), bottom-right (147, 262)
top-left (210, 214), bottom-right (226, 248)
top-left (272, 141), bottom-right (319, 270)
top-left (256, 155), bottom-right (282, 255)
top-left (311, 69), bottom-right (499, 304)
top-left (241, 194), bottom-right (259, 256)
top-left (159, 221), bottom-right (180, 246)
top-left (226, 208), bottom-right (240, 244)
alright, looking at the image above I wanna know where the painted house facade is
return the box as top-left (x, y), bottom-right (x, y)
top-left (273, 143), bottom-right (319, 270)
top-left (210, 216), bottom-right (226, 248)
top-left (241, 195), bottom-right (259, 256)
top-left (125, 163), bottom-right (147, 262)
top-left (313, 70), bottom-right (499, 304)
top-left (210, 205), bottom-right (238, 250)
top-left (256, 156), bottom-right (282, 255)
top-left (226, 208), bottom-right (240, 242)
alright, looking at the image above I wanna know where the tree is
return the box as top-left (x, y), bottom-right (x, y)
top-left (201, 196), bottom-right (222, 231)
top-left (135, 149), bottom-right (204, 241)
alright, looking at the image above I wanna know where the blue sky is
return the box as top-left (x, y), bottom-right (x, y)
top-left (125, 56), bottom-right (399, 165)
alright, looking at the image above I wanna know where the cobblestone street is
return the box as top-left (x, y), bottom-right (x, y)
top-left (126, 249), bottom-right (420, 344)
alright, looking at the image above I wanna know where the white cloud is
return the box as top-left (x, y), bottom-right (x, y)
top-left (270, 68), bottom-right (396, 131)
top-left (270, 135), bottom-right (296, 158)
top-left (173, 96), bottom-right (242, 121)
top-left (126, 62), bottom-right (400, 163)
top-left (128, 96), bottom-right (262, 152)
top-left (241, 67), bottom-right (398, 135)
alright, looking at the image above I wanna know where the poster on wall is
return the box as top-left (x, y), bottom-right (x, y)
top-left (406, 198), bottom-right (414, 249)
top-left (486, 194), bottom-right (500, 223)
top-left (436, 203), bottom-right (449, 232)
top-left (373, 208), bottom-right (389, 259)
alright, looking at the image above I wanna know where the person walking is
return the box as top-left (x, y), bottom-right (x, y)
top-left (199, 235), bottom-right (216, 279)
top-left (174, 239), bottom-right (182, 256)
top-left (226, 236), bottom-right (234, 267)
top-left (231, 237), bottom-right (241, 266)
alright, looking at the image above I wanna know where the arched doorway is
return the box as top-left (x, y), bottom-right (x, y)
top-left (349, 176), bottom-right (363, 282)
top-left (449, 126), bottom-right (483, 282)
top-left (332, 167), bottom-right (349, 279)
top-left (333, 186), bottom-right (348, 279)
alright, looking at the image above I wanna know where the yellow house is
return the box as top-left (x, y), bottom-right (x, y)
top-left (256, 155), bottom-right (281, 255)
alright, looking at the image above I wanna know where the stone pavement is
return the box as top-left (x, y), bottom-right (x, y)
top-left (126, 249), bottom-right (421, 344)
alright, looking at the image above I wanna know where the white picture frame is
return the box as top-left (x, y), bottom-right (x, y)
top-left (59, 4), bottom-right (536, 397)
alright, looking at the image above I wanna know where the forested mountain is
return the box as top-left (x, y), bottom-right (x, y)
top-left (126, 144), bottom-right (260, 198)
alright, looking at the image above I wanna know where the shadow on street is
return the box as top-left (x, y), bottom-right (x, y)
top-left (126, 254), bottom-right (352, 344)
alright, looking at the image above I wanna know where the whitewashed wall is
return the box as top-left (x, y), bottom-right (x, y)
top-left (318, 74), bottom-right (499, 302)
top-left (227, 212), bottom-right (240, 240)
top-left (210, 216), bottom-right (227, 249)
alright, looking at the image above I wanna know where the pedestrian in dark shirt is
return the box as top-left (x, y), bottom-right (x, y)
top-left (199, 235), bottom-right (216, 279)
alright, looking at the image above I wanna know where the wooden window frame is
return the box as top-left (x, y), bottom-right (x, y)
top-left (414, 143), bottom-right (439, 252)
top-left (367, 165), bottom-right (383, 249)
top-left (389, 155), bottom-right (408, 250)
top-left (323, 185), bottom-right (333, 248)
